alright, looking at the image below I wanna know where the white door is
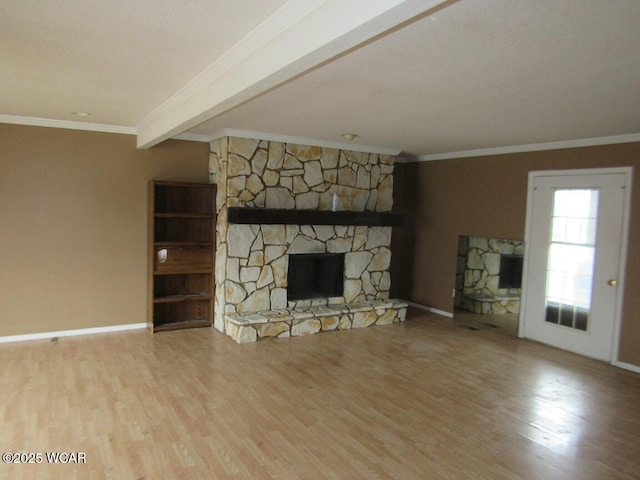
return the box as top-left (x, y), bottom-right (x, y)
top-left (520, 168), bottom-right (631, 362)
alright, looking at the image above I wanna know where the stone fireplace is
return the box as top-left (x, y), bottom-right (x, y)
top-left (455, 236), bottom-right (524, 314)
top-left (209, 136), bottom-right (406, 342)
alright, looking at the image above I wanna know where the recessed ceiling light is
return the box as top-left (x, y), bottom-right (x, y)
top-left (341, 133), bottom-right (358, 141)
top-left (71, 111), bottom-right (91, 117)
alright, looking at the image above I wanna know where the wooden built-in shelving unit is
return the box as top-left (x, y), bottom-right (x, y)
top-left (149, 181), bottom-right (216, 332)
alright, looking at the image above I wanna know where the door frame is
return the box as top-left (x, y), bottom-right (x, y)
top-left (518, 167), bottom-right (633, 364)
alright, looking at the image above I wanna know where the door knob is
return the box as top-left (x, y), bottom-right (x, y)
top-left (607, 279), bottom-right (617, 287)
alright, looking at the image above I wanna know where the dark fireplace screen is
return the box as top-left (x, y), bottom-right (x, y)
top-left (498, 254), bottom-right (524, 289)
top-left (287, 253), bottom-right (344, 301)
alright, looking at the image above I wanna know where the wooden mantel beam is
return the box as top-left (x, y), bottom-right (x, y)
top-left (227, 207), bottom-right (403, 227)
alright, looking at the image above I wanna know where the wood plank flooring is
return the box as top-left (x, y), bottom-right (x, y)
top-left (453, 309), bottom-right (520, 336)
top-left (1, 309), bottom-right (639, 479)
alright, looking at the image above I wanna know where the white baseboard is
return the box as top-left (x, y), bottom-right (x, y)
top-left (0, 323), bottom-right (148, 344)
top-left (615, 361), bottom-right (640, 374)
top-left (403, 300), bottom-right (453, 318)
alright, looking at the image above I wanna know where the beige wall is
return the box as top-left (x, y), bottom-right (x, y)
top-left (398, 142), bottom-right (640, 366)
top-left (0, 124), bottom-right (209, 336)
top-left (3, 122), bottom-right (637, 365)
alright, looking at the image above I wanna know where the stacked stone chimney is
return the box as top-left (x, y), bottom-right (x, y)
top-left (209, 136), bottom-right (395, 333)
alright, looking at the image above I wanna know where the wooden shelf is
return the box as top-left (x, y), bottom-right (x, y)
top-left (153, 293), bottom-right (212, 304)
top-left (153, 318), bottom-right (211, 332)
top-left (149, 181), bottom-right (216, 331)
top-left (154, 215), bottom-right (213, 244)
top-left (153, 244), bottom-right (213, 275)
top-left (154, 241), bottom-right (214, 247)
top-left (154, 266), bottom-right (213, 275)
top-left (155, 213), bottom-right (215, 219)
top-left (153, 181), bottom-right (215, 215)
top-left (227, 207), bottom-right (403, 226)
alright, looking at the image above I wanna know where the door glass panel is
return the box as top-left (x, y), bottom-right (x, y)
top-left (545, 189), bottom-right (599, 332)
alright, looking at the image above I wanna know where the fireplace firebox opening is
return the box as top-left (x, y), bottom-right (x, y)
top-left (287, 253), bottom-right (344, 301)
top-left (498, 254), bottom-right (524, 289)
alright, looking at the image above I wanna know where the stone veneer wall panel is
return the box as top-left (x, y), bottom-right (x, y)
top-left (210, 137), bottom-right (396, 332)
top-left (460, 236), bottom-right (524, 314)
top-left (209, 137), bottom-right (229, 332)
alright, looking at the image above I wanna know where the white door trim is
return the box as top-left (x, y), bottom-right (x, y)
top-left (518, 166), bottom-right (633, 364)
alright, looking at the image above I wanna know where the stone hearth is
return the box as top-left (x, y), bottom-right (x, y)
top-left (226, 300), bottom-right (408, 344)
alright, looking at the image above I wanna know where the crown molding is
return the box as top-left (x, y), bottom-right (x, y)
top-left (0, 114), bottom-right (136, 135)
top-left (0, 114), bottom-right (212, 143)
top-left (5, 115), bottom-right (637, 158)
top-left (413, 133), bottom-right (640, 162)
top-left (209, 128), bottom-right (402, 156)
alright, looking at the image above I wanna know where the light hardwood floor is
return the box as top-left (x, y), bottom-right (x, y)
top-left (452, 309), bottom-right (520, 336)
top-left (1, 309), bottom-right (639, 479)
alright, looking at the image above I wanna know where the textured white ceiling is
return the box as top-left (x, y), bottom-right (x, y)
top-left (0, 0), bottom-right (287, 125)
top-left (2, 0), bottom-right (640, 157)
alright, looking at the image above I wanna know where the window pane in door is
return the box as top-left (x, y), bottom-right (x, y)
top-left (545, 189), bottom-right (599, 331)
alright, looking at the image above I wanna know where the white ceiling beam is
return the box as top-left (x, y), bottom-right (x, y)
top-left (136, 0), bottom-right (450, 149)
